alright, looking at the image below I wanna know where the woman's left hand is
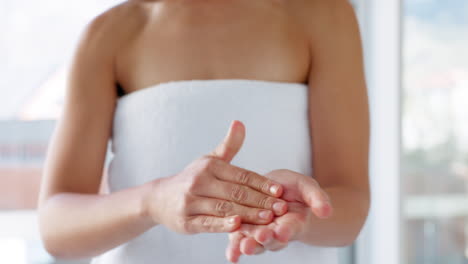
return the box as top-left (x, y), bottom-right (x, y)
top-left (225, 169), bottom-right (334, 263)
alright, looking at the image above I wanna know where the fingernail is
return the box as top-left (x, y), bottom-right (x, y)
top-left (228, 216), bottom-right (237, 224)
top-left (269, 185), bottom-right (279, 195)
top-left (273, 202), bottom-right (286, 214)
top-left (313, 200), bottom-right (323, 209)
top-left (259, 210), bottom-right (272, 220)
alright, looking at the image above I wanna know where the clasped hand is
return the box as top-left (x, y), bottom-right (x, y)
top-left (225, 168), bottom-right (333, 263)
top-left (144, 120), bottom-right (287, 234)
top-left (143, 120), bottom-right (332, 263)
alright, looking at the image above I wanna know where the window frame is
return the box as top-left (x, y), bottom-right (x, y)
top-left (354, 0), bottom-right (402, 264)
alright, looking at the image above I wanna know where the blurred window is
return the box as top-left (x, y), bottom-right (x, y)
top-left (0, 1), bottom-right (122, 263)
top-left (402, 0), bottom-right (468, 263)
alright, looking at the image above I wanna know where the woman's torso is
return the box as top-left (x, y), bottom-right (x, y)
top-left (93, 79), bottom-right (339, 263)
top-left (91, 1), bottom-right (340, 263)
top-left (112, 0), bottom-right (312, 94)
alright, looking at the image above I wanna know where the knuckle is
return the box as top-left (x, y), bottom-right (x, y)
top-left (215, 201), bottom-right (233, 216)
top-left (237, 170), bottom-right (251, 185)
top-left (260, 180), bottom-right (271, 193)
top-left (196, 164), bottom-right (210, 176)
top-left (258, 196), bottom-right (270, 208)
top-left (201, 217), bottom-right (220, 233)
top-left (248, 209), bottom-right (262, 221)
top-left (201, 216), bottom-right (213, 227)
top-left (231, 185), bottom-right (248, 202)
top-left (192, 156), bottom-right (210, 173)
top-left (187, 174), bottom-right (207, 194)
top-left (188, 156), bottom-right (209, 173)
top-left (186, 179), bottom-right (200, 194)
top-left (180, 195), bottom-right (194, 215)
top-left (201, 156), bottom-right (218, 172)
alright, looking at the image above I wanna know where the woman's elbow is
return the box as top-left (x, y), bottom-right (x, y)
top-left (347, 192), bottom-right (371, 246)
top-left (38, 205), bottom-right (76, 259)
top-left (38, 213), bottom-right (62, 259)
top-left (41, 237), bottom-right (69, 259)
top-left (39, 224), bottom-right (68, 259)
top-left (337, 192), bottom-right (370, 247)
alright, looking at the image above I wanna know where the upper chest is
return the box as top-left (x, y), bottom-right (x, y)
top-left (115, 0), bottom-right (312, 93)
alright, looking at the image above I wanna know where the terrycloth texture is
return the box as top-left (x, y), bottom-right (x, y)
top-left (91, 79), bottom-right (339, 264)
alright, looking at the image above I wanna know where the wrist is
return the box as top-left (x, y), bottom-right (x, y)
top-left (140, 177), bottom-right (167, 226)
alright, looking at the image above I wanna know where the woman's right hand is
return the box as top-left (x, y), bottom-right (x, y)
top-left (143, 120), bottom-right (289, 234)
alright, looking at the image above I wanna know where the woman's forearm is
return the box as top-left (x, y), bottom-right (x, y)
top-left (38, 179), bottom-right (158, 259)
top-left (298, 185), bottom-right (370, 247)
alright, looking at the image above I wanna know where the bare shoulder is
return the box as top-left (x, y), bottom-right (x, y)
top-left (290, 0), bottom-right (357, 18)
top-left (76, 0), bottom-right (149, 57)
top-left (288, 0), bottom-right (360, 39)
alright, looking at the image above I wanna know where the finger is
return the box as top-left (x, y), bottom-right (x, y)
top-left (263, 238), bottom-right (288, 252)
top-left (204, 180), bottom-right (288, 216)
top-left (253, 226), bottom-right (274, 246)
top-left (184, 215), bottom-right (240, 234)
top-left (240, 236), bottom-right (263, 255)
top-left (209, 159), bottom-right (284, 197)
top-left (298, 177), bottom-right (333, 218)
top-left (273, 223), bottom-right (294, 243)
top-left (188, 198), bottom-right (274, 224)
top-left (208, 120), bottom-right (245, 163)
top-left (253, 244), bottom-right (266, 255)
top-left (238, 224), bottom-right (284, 251)
top-left (226, 232), bottom-right (244, 263)
top-left (237, 223), bottom-right (267, 239)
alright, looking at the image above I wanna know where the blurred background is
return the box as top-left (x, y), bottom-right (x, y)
top-left (0, 0), bottom-right (467, 263)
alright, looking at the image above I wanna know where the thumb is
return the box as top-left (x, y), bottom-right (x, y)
top-left (298, 177), bottom-right (333, 219)
top-left (208, 120), bottom-right (245, 163)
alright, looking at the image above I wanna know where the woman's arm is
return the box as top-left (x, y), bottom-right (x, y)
top-left (300, 0), bottom-right (370, 246)
top-left (37, 6), bottom-right (158, 258)
top-left (225, 1), bottom-right (370, 260)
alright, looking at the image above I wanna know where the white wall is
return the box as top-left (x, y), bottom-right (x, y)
top-left (355, 0), bottom-right (402, 264)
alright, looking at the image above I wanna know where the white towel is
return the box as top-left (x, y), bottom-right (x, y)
top-left (91, 79), bottom-right (339, 264)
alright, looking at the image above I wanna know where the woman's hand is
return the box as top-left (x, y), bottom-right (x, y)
top-left (225, 169), bottom-right (333, 263)
top-left (143, 120), bottom-right (289, 235)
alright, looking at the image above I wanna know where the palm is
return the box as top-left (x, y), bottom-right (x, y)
top-left (244, 170), bottom-right (312, 241)
top-left (226, 169), bottom-right (331, 262)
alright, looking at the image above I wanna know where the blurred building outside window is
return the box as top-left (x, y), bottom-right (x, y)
top-left (402, 0), bottom-right (468, 263)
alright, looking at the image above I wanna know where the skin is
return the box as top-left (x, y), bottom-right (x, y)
top-left (37, 0), bottom-right (369, 261)
top-left (145, 120), bottom-right (290, 236)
